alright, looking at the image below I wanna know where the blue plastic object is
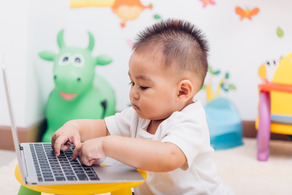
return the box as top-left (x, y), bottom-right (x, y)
top-left (205, 97), bottom-right (243, 150)
top-left (271, 114), bottom-right (292, 125)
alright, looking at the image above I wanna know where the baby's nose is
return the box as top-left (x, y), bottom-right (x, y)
top-left (130, 88), bottom-right (139, 100)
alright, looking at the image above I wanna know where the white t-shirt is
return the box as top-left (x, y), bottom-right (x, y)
top-left (105, 100), bottom-right (234, 195)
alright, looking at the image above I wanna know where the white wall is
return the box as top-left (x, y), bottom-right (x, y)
top-left (0, 0), bottom-right (29, 127)
top-left (25, 0), bottom-right (70, 126)
top-left (1, 0), bottom-right (292, 128)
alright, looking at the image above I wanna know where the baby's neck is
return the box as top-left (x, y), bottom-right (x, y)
top-left (146, 101), bottom-right (195, 134)
top-left (147, 120), bottom-right (164, 134)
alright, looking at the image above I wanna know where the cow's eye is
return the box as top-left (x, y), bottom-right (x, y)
top-left (72, 54), bottom-right (84, 67)
top-left (63, 56), bottom-right (69, 62)
top-left (59, 53), bottom-right (71, 66)
top-left (75, 57), bottom-right (81, 64)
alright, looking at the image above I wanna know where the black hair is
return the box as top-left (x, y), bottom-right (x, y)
top-left (133, 19), bottom-right (209, 88)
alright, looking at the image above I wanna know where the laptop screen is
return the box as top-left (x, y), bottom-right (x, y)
top-left (1, 58), bottom-right (26, 181)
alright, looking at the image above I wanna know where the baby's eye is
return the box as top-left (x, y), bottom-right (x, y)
top-left (139, 86), bottom-right (148, 90)
top-left (129, 82), bottom-right (135, 86)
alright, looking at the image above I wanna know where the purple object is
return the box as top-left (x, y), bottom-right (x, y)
top-left (257, 91), bottom-right (271, 161)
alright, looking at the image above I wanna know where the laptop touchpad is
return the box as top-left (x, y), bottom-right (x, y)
top-left (93, 164), bottom-right (144, 182)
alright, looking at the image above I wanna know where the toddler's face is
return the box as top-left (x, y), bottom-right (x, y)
top-left (128, 51), bottom-right (180, 121)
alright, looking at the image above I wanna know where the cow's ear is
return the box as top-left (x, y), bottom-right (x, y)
top-left (39, 51), bottom-right (56, 61)
top-left (95, 55), bottom-right (113, 66)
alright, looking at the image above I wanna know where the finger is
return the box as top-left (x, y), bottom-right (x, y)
top-left (80, 155), bottom-right (91, 166)
top-left (71, 137), bottom-right (81, 160)
top-left (51, 132), bottom-right (62, 148)
top-left (72, 143), bottom-right (82, 160)
top-left (79, 149), bottom-right (93, 166)
top-left (60, 143), bottom-right (71, 152)
top-left (89, 159), bottom-right (99, 166)
top-left (53, 136), bottom-right (69, 156)
top-left (84, 158), bottom-right (99, 166)
top-left (71, 137), bottom-right (81, 149)
top-left (51, 134), bottom-right (56, 148)
top-left (87, 160), bottom-right (94, 166)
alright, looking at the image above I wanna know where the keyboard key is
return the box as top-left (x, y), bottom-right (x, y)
top-left (66, 176), bottom-right (77, 181)
top-left (54, 173), bottom-right (65, 177)
top-left (77, 174), bottom-right (88, 180)
top-left (55, 177), bottom-right (66, 181)
top-left (89, 176), bottom-right (100, 180)
top-left (44, 178), bottom-right (55, 182)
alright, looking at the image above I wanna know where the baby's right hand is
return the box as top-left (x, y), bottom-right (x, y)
top-left (51, 121), bottom-right (82, 159)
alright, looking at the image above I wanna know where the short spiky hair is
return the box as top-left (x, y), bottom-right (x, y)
top-left (133, 19), bottom-right (209, 89)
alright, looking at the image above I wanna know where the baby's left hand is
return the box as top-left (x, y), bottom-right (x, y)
top-left (79, 138), bottom-right (106, 166)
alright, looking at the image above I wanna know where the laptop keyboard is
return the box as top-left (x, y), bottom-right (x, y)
top-left (30, 143), bottom-right (100, 182)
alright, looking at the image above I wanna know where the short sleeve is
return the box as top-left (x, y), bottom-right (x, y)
top-left (162, 124), bottom-right (203, 170)
top-left (160, 110), bottom-right (211, 171)
top-left (104, 107), bottom-right (135, 137)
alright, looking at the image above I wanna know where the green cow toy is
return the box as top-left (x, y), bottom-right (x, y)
top-left (39, 29), bottom-right (116, 142)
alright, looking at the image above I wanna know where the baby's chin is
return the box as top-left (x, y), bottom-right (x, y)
top-left (139, 114), bottom-right (168, 122)
top-left (134, 109), bottom-right (170, 121)
top-left (136, 112), bottom-right (156, 120)
top-left (135, 112), bottom-right (149, 120)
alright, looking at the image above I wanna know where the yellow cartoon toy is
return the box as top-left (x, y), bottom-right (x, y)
top-left (256, 52), bottom-right (292, 161)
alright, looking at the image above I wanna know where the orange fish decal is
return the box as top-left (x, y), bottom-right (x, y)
top-left (235, 7), bottom-right (259, 20)
top-left (112, 0), bottom-right (153, 28)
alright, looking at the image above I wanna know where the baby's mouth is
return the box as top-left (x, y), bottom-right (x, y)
top-left (132, 104), bottom-right (139, 110)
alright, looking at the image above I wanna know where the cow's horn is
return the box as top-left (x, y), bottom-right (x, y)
top-left (57, 29), bottom-right (66, 49)
top-left (87, 32), bottom-right (95, 51)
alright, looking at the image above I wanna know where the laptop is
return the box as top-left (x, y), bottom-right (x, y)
top-left (1, 60), bottom-right (144, 185)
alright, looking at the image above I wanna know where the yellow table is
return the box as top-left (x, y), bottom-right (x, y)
top-left (15, 165), bottom-right (146, 195)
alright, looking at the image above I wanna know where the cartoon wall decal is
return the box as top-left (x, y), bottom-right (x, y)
top-left (235, 6), bottom-right (259, 20)
top-left (202, 66), bottom-right (236, 102)
top-left (258, 59), bottom-right (280, 82)
top-left (277, 27), bottom-right (284, 37)
top-left (38, 29), bottom-right (116, 142)
top-left (153, 14), bottom-right (162, 20)
top-left (70, 0), bottom-right (153, 28)
top-left (199, 0), bottom-right (215, 8)
top-left (126, 39), bottom-right (134, 48)
top-left (111, 0), bottom-right (153, 28)
top-left (70, 0), bottom-right (115, 8)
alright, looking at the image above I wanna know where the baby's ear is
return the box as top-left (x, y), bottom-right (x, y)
top-left (176, 80), bottom-right (193, 102)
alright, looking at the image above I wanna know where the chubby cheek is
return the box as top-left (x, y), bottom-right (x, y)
top-left (143, 96), bottom-right (174, 118)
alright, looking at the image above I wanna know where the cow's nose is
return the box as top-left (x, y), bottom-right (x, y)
top-left (77, 77), bottom-right (81, 82)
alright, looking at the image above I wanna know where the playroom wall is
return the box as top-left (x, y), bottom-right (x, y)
top-left (1, 0), bottom-right (292, 131)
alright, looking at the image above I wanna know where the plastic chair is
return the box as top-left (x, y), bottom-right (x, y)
top-left (256, 52), bottom-right (292, 161)
top-left (15, 165), bottom-right (147, 195)
top-left (256, 82), bottom-right (292, 161)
